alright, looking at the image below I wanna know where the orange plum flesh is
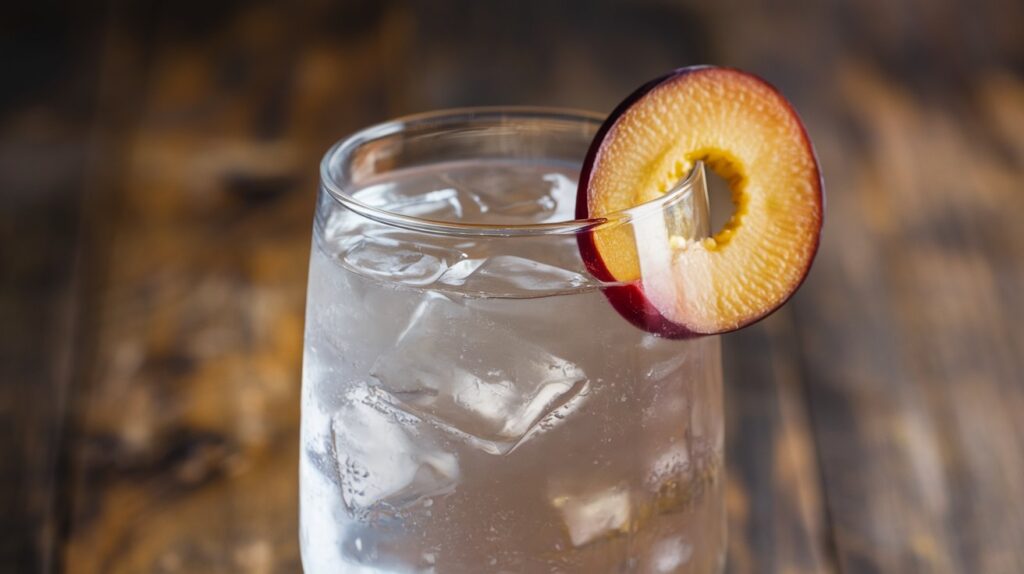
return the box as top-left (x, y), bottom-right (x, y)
top-left (576, 67), bottom-right (823, 337)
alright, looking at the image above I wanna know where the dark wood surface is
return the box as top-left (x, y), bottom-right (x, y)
top-left (2, 0), bottom-right (1022, 572)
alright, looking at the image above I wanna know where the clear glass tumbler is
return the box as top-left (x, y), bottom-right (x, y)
top-left (301, 108), bottom-right (725, 573)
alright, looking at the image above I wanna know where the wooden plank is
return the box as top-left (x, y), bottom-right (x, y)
top-left (0, 4), bottom-right (104, 572)
top-left (61, 3), bottom-right (412, 572)
top-left (723, 313), bottom-right (833, 574)
top-left (0, 119), bottom-right (85, 574)
top-left (794, 60), bottom-right (1024, 574)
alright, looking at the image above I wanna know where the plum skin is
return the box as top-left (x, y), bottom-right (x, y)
top-left (575, 65), bottom-right (824, 339)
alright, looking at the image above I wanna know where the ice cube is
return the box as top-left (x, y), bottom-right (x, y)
top-left (338, 230), bottom-right (450, 286)
top-left (332, 382), bottom-right (459, 517)
top-left (354, 183), bottom-right (485, 221)
top-left (539, 172), bottom-right (577, 223)
top-left (370, 293), bottom-right (589, 454)
top-left (322, 192), bottom-right (482, 287)
top-left (437, 257), bottom-right (486, 287)
top-left (438, 167), bottom-right (576, 223)
top-left (653, 537), bottom-right (693, 572)
top-left (644, 348), bottom-right (693, 380)
top-left (386, 188), bottom-right (469, 219)
top-left (454, 255), bottom-right (588, 294)
top-left (647, 444), bottom-right (691, 491)
top-left (549, 485), bottom-right (632, 547)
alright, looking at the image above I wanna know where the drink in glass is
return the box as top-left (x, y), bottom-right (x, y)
top-left (301, 109), bottom-right (726, 573)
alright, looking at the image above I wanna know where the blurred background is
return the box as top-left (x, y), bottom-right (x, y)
top-left (1, 0), bottom-right (1021, 573)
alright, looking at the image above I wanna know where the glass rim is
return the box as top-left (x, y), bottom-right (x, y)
top-left (319, 106), bottom-right (703, 238)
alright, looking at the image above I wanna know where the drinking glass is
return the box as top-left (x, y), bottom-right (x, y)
top-left (301, 108), bottom-right (725, 573)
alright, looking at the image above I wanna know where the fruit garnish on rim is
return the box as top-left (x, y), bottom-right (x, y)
top-left (576, 66), bottom-right (823, 337)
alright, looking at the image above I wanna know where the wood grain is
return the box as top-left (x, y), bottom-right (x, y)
top-left (1, 0), bottom-right (1021, 572)
top-left (0, 4), bottom-right (103, 571)
top-left (795, 61), bottom-right (1024, 573)
top-left (723, 313), bottom-right (832, 574)
top-left (0, 114), bottom-right (85, 574)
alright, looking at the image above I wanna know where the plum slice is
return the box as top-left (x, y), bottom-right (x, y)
top-left (577, 66), bottom-right (823, 337)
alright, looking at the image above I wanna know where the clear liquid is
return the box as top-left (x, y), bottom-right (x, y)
top-left (301, 160), bottom-right (725, 573)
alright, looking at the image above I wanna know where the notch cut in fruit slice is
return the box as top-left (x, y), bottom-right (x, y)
top-left (576, 66), bottom-right (823, 337)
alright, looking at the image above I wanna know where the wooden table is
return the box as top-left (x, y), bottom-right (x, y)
top-left (3, 1), bottom-right (1022, 572)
